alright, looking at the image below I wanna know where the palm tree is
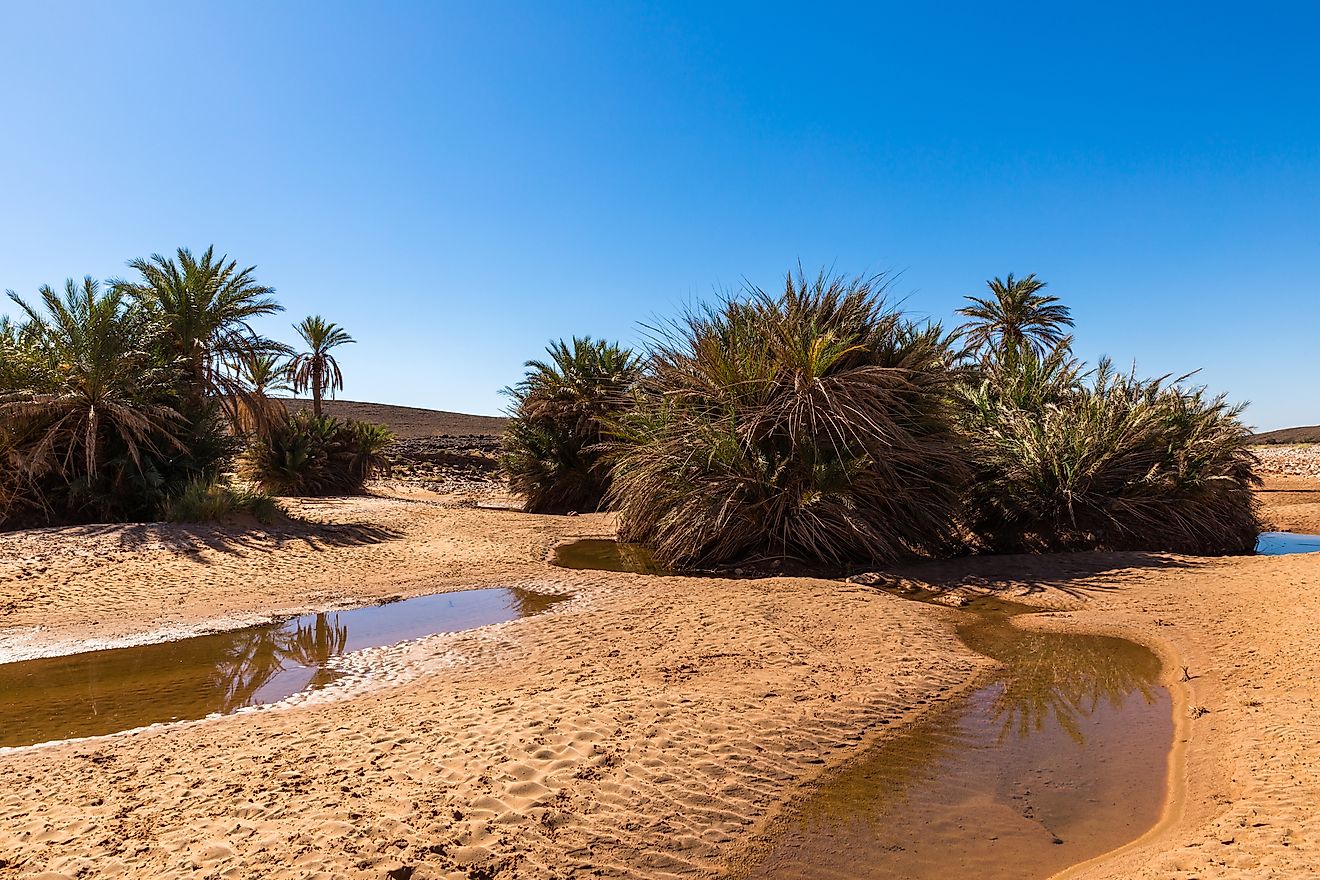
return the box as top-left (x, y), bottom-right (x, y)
top-left (231, 351), bottom-right (291, 433)
top-left (111, 246), bottom-right (283, 413)
top-left (956, 273), bottom-right (1074, 358)
top-left (0, 316), bottom-right (24, 390)
top-left (501, 336), bottom-right (642, 513)
top-left (288, 316), bottom-right (354, 417)
top-left (1, 278), bottom-right (184, 494)
top-left (515, 337), bottom-right (641, 425)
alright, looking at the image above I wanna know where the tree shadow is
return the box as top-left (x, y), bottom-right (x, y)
top-left (889, 549), bottom-right (1206, 601)
top-left (105, 511), bottom-right (404, 562)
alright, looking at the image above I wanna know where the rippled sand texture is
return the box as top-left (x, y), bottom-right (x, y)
top-left (1, 479), bottom-right (1319, 878)
top-left (0, 499), bottom-right (981, 879)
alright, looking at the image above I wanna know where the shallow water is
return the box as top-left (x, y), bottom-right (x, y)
top-left (1256, 531), bottom-right (1320, 555)
top-left (552, 538), bottom-right (669, 574)
top-left (0, 587), bottom-right (565, 748)
top-left (738, 592), bottom-right (1172, 880)
top-left (554, 539), bottom-right (1172, 879)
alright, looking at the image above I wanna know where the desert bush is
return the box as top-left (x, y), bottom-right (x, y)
top-left (241, 410), bottom-right (393, 496)
top-left (957, 349), bottom-right (1261, 554)
top-left (161, 477), bottom-right (280, 523)
top-left (501, 337), bottom-right (641, 513)
top-left (607, 270), bottom-right (968, 568)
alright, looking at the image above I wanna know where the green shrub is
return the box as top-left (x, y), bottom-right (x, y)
top-left (957, 351), bottom-right (1261, 554)
top-left (607, 270), bottom-right (968, 568)
top-left (161, 478), bottom-right (280, 523)
top-left (0, 279), bottom-right (238, 529)
top-left (500, 337), bottom-right (641, 513)
top-left (241, 411), bottom-right (393, 496)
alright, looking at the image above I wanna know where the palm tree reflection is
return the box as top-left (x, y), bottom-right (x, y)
top-left (207, 613), bottom-right (350, 712)
top-left (957, 613), bottom-right (1163, 745)
top-left (506, 587), bottom-right (569, 617)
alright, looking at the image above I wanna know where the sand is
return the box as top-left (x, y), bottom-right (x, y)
top-left (0, 476), bottom-right (1318, 878)
top-left (1255, 445), bottom-right (1320, 534)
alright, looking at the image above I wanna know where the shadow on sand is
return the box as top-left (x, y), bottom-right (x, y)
top-left (886, 550), bottom-right (1205, 600)
top-left (95, 509), bottom-right (405, 562)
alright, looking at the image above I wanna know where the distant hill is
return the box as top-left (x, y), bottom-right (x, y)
top-left (1252, 425), bottom-right (1320, 445)
top-left (273, 400), bottom-right (1316, 446)
top-left (279, 399), bottom-right (508, 439)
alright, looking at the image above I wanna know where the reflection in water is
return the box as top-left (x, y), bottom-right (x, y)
top-left (552, 537), bottom-right (1175, 878)
top-left (206, 613), bottom-right (350, 713)
top-left (0, 587), bottom-right (567, 748)
top-left (958, 611), bottom-right (1163, 745)
top-left (740, 592), bottom-right (1173, 880)
top-left (552, 539), bottom-right (670, 574)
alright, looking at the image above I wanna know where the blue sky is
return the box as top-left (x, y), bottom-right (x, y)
top-left (1, 1), bottom-right (1316, 429)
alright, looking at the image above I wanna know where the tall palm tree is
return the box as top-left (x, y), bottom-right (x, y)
top-left (289, 316), bottom-right (354, 417)
top-left (956, 273), bottom-right (1074, 358)
top-left (111, 246), bottom-right (283, 413)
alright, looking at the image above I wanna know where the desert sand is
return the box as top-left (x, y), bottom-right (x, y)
top-left (0, 450), bottom-right (1317, 878)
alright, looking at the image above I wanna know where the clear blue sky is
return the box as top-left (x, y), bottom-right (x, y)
top-left (1, 1), bottom-right (1316, 429)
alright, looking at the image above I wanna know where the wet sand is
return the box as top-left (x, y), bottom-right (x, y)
top-left (0, 479), bottom-right (1317, 878)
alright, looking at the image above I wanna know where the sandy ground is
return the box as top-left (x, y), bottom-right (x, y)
top-left (0, 475), bottom-right (1317, 878)
top-left (1255, 446), bottom-right (1320, 534)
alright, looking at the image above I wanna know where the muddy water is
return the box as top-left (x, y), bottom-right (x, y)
top-left (738, 592), bottom-right (1171, 879)
top-left (1256, 531), bottom-right (1320, 555)
top-left (552, 538), bottom-right (668, 574)
top-left (553, 539), bottom-right (1173, 879)
top-left (0, 587), bottom-right (565, 748)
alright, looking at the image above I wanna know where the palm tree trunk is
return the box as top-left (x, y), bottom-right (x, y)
top-left (312, 361), bottom-right (323, 418)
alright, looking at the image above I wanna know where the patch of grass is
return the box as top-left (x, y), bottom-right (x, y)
top-left (161, 478), bottom-right (281, 523)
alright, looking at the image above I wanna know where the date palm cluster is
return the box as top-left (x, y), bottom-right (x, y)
top-left (503, 270), bottom-right (1261, 566)
top-left (0, 247), bottom-right (387, 528)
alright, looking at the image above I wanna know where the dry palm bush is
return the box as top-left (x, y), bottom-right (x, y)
top-left (957, 347), bottom-right (1261, 555)
top-left (501, 337), bottom-right (642, 513)
top-left (241, 410), bottom-right (393, 496)
top-left (607, 271), bottom-right (968, 568)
